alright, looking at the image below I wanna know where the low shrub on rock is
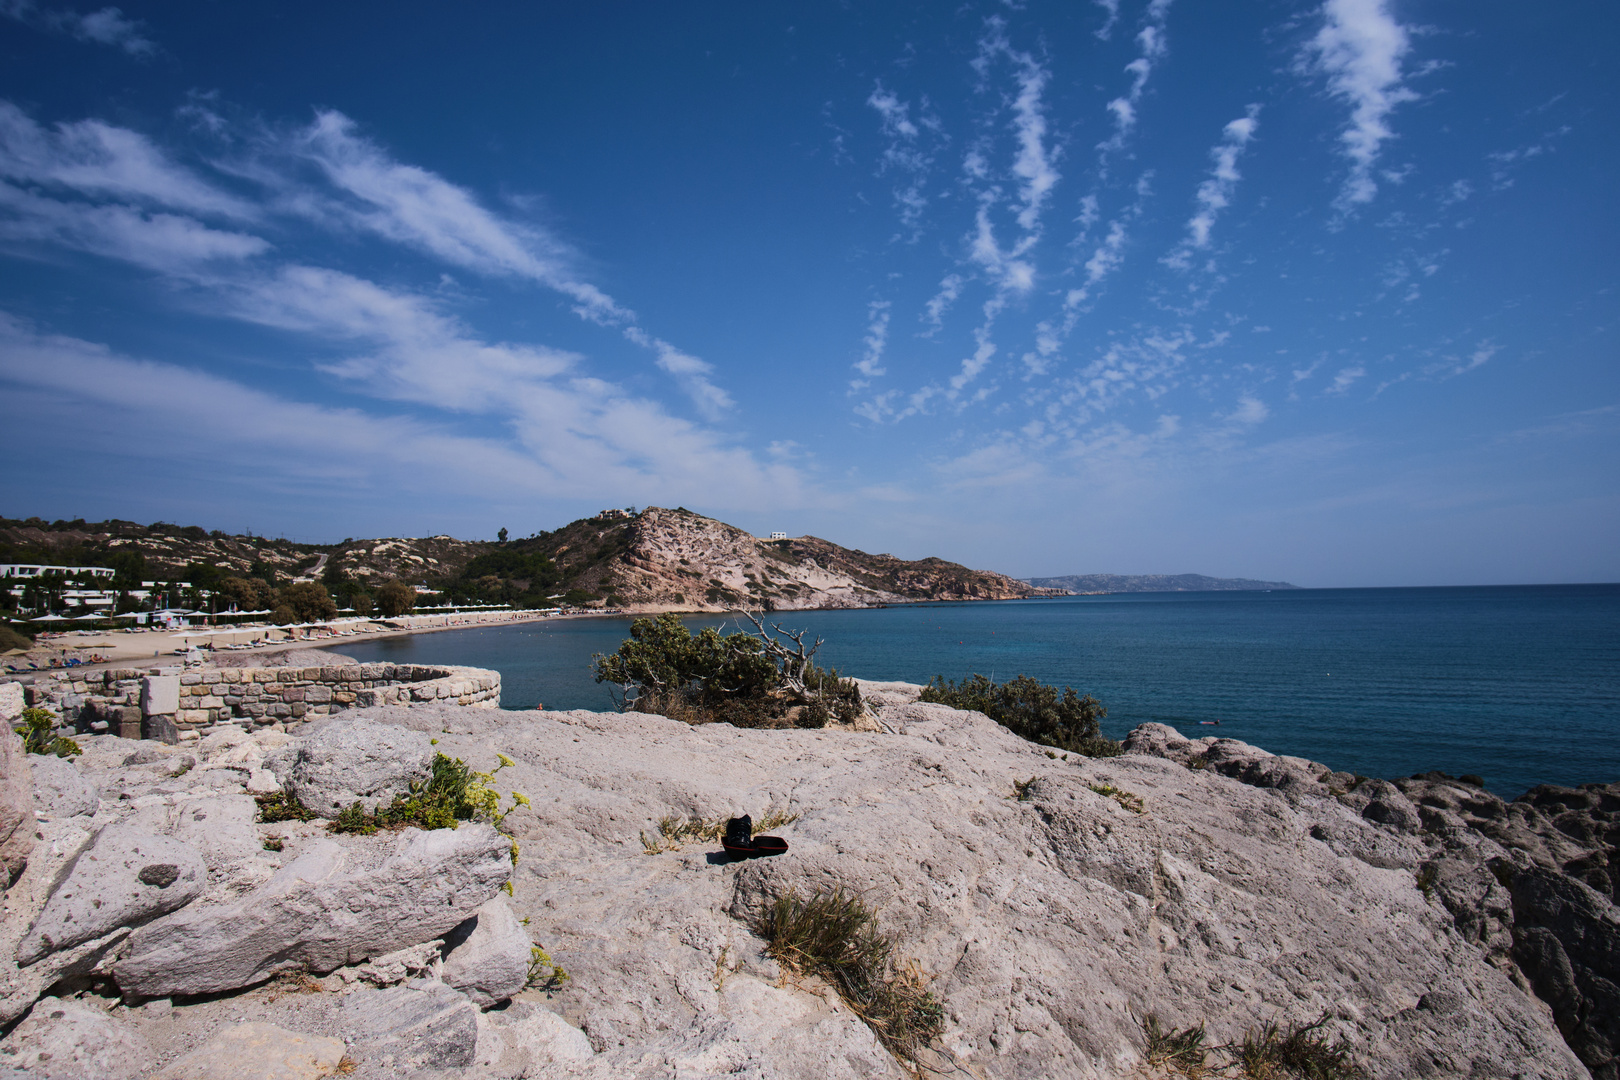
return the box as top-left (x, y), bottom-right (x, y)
top-left (13, 707), bottom-right (81, 758)
top-left (592, 611), bottom-right (862, 728)
top-left (920, 673), bottom-right (1121, 757)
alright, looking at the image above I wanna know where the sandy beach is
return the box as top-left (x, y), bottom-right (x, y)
top-left (9, 608), bottom-right (610, 674)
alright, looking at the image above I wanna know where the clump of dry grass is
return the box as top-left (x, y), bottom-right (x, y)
top-left (1143, 1012), bottom-right (1362, 1079)
top-left (1144, 1015), bottom-right (1210, 1076)
top-left (1234, 1015), bottom-right (1361, 1079)
top-left (754, 888), bottom-right (944, 1071)
top-left (640, 807), bottom-right (800, 854)
top-left (1090, 782), bottom-right (1146, 814)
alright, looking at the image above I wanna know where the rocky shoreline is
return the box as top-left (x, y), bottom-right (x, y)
top-left (1, 676), bottom-right (1617, 1078)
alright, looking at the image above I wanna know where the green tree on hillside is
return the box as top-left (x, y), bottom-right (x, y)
top-left (375, 580), bottom-right (416, 617)
top-left (276, 582), bottom-right (338, 622)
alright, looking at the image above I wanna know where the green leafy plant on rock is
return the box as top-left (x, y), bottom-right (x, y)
top-left (14, 707), bottom-right (81, 758)
top-left (593, 611), bottom-right (862, 729)
top-left (755, 887), bottom-right (944, 1070)
top-left (919, 674), bottom-right (1120, 757)
top-left (327, 753), bottom-right (529, 863)
top-left (526, 945), bottom-right (570, 992)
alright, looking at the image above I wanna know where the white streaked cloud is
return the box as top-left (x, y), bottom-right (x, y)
top-left (921, 273), bottom-right (964, 335)
top-left (1007, 50), bottom-right (1058, 232)
top-left (1164, 106), bottom-right (1260, 270)
top-left (1092, 0), bottom-right (1120, 40)
top-left (623, 326), bottom-right (735, 420)
top-left (1098, 1), bottom-right (1172, 157)
top-left (0, 1), bottom-right (155, 55)
top-left (850, 300), bottom-right (890, 390)
top-left (0, 99), bottom-right (732, 420)
top-left (1302, 0), bottom-right (1416, 212)
top-left (0, 182), bottom-right (269, 271)
top-left (867, 84), bottom-right (942, 234)
top-left (0, 101), bottom-right (254, 219)
top-left (0, 309), bottom-right (804, 509)
top-left (292, 111), bottom-right (629, 326)
top-left (1326, 365), bottom-right (1366, 394)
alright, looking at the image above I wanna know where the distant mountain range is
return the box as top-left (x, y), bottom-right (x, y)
top-left (1023, 573), bottom-right (1300, 594)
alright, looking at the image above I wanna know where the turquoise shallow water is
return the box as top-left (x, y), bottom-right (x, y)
top-left (329, 584), bottom-right (1620, 798)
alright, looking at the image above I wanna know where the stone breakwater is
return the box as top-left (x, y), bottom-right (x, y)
top-left (20, 661), bottom-right (500, 744)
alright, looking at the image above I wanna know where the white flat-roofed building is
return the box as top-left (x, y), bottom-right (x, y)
top-left (0, 564), bottom-right (115, 579)
top-left (768, 532), bottom-right (788, 541)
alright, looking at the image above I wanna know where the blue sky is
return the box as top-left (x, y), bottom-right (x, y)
top-left (0, 1), bottom-right (1615, 587)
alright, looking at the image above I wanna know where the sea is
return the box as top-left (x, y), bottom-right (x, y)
top-left (329, 584), bottom-right (1620, 799)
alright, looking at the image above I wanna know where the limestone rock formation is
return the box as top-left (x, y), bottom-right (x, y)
top-left (0, 686), bottom-right (1613, 1078)
top-left (113, 825), bottom-right (513, 996)
top-left (340, 981), bottom-right (480, 1071)
top-left (154, 1021), bottom-right (346, 1080)
top-left (27, 755), bottom-right (100, 821)
top-left (275, 716), bottom-right (435, 818)
top-left (440, 895), bottom-right (532, 1007)
top-left (0, 682), bottom-right (33, 887)
top-left (17, 826), bottom-right (204, 965)
top-left (0, 995), bottom-right (155, 1079)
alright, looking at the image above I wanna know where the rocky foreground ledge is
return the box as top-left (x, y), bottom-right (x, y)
top-left (0, 680), bottom-right (1616, 1079)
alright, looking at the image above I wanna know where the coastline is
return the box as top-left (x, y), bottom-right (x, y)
top-left (13, 608), bottom-right (623, 675)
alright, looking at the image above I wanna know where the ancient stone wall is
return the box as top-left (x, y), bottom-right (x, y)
top-left (11, 662), bottom-right (500, 743)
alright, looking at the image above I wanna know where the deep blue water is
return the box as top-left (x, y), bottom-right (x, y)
top-left (329, 585), bottom-right (1620, 798)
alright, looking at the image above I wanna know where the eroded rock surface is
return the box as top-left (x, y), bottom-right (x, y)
top-left (274, 716), bottom-right (435, 818)
top-left (0, 682), bottom-right (33, 887)
top-left (0, 688), bottom-right (1612, 1078)
top-left (114, 825), bottom-right (512, 996)
top-left (17, 826), bottom-right (203, 965)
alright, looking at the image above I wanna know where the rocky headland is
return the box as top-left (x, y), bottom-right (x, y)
top-left (1, 676), bottom-right (1617, 1079)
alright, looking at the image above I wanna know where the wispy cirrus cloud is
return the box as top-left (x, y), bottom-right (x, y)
top-left (1164, 106), bottom-right (1260, 271)
top-left (0, 98), bottom-right (772, 500)
top-left (1098, 0), bottom-right (1172, 158)
top-left (1301, 0), bottom-right (1416, 213)
top-left (1, 312), bottom-right (809, 510)
top-left (0, 1), bottom-right (155, 56)
top-left (867, 84), bottom-right (943, 236)
top-left (850, 300), bottom-right (890, 391)
top-left (0, 101), bottom-right (254, 219)
top-left (291, 111), bottom-right (629, 326)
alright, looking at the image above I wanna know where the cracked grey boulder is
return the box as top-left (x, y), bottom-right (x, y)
top-left (0, 995), bottom-right (155, 1079)
top-left (27, 756), bottom-right (100, 821)
top-left (16, 826), bottom-right (203, 965)
top-left (278, 716), bottom-right (436, 818)
top-left (113, 824), bottom-right (512, 996)
top-left (441, 894), bottom-right (532, 1006)
top-left (340, 980), bottom-right (480, 1071)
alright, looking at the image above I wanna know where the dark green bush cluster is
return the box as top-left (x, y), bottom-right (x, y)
top-left (329, 752), bottom-right (478, 835)
top-left (755, 888), bottom-right (944, 1067)
top-left (254, 791), bottom-right (315, 823)
top-left (13, 707), bottom-right (81, 759)
top-left (592, 612), bottom-right (861, 728)
top-left (919, 674), bottom-right (1120, 757)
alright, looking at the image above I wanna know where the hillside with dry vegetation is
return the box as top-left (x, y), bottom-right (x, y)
top-left (0, 509), bottom-right (1033, 612)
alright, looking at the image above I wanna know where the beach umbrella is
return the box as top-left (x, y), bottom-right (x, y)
top-left (73, 612), bottom-right (105, 621)
top-left (31, 614), bottom-right (68, 622)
